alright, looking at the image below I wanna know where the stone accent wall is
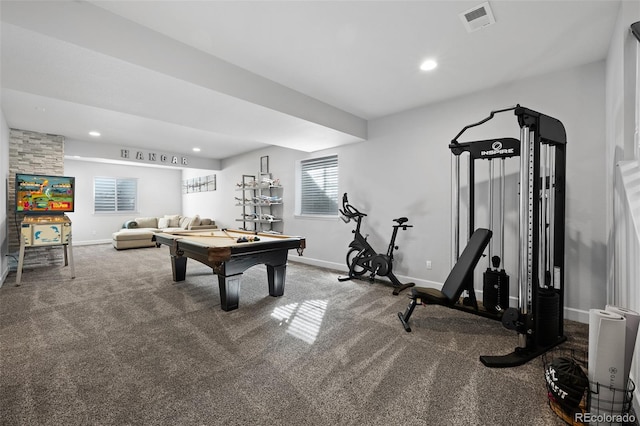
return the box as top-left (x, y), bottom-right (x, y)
top-left (8, 129), bottom-right (66, 269)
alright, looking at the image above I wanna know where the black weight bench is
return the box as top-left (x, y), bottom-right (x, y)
top-left (398, 228), bottom-right (492, 332)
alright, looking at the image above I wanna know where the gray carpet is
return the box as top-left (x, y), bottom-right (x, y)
top-left (0, 243), bottom-right (587, 425)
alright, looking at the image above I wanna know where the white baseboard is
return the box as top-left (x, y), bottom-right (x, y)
top-left (289, 256), bottom-right (589, 324)
top-left (288, 256), bottom-right (344, 272)
top-left (289, 256), bottom-right (442, 288)
top-left (562, 306), bottom-right (589, 324)
top-left (72, 239), bottom-right (112, 246)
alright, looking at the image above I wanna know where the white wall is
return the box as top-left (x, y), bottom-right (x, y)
top-left (190, 61), bottom-right (607, 322)
top-left (606, 0), bottom-right (640, 303)
top-left (181, 168), bottom-right (224, 221)
top-left (0, 108), bottom-right (9, 286)
top-left (63, 159), bottom-right (182, 244)
top-left (605, 0), bottom-right (640, 411)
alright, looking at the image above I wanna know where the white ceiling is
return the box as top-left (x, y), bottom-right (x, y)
top-left (0, 0), bottom-right (622, 162)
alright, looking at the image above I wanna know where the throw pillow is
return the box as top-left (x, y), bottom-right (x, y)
top-left (164, 215), bottom-right (180, 227)
top-left (179, 216), bottom-right (192, 229)
top-left (158, 218), bottom-right (170, 228)
top-left (123, 220), bottom-right (138, 229)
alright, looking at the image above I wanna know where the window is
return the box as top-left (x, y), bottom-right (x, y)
top-left (94, 177), bottom-right (137, 213)
top-left (298, 155), bottom-right (338, 216)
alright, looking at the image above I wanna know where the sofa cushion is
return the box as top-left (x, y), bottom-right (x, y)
top-left (123, 215), bottom-right (214, 233)
top-left (161, 227), bottom-right (184, 233)
top-left (190, 224), bottom-right (218, 230)
top-left (112, 229), bottom-right (156, 250)
top-left (113, 239), bottom-right (156, 250)
top-left (135, 217), bottom-right (158, 228)
top-left (113, 229), bottom-right (155, 241)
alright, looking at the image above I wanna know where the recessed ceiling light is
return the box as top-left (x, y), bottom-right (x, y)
top-left (89, 131), bottom-right (101, 137)
top-left (420, 59), bottom-right (438, 71)
top-left (192, 147), bottom-right (201, 152)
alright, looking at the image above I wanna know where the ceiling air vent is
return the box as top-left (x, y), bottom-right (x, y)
top-left (460, 2), bottom-right (496, 33)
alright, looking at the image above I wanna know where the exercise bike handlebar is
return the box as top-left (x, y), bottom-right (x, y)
top-left (339, 193), bottom-right (367, 222)
top-left (340, 193), bottom-right (413, 229)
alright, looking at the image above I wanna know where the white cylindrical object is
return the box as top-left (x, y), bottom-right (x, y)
top-left (605, 305), bottom-right (640, 386)
top-left (588, 309), bottom-right (627, 422)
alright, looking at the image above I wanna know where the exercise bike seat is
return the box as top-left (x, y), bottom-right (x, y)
top-left (394, 217), bottom-right (409, 225)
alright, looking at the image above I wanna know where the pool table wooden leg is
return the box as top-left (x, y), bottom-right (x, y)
top-left (218, 273), bottom-right (242, 311)
top-left (267, 264), bottom-right (286, 297)
top-left (171, 256), bottom-right (187, 281)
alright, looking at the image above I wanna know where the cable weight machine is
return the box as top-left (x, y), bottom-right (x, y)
top-left (451, 105), bottom-right (567, 367)
top-left (449, 127), bottom-right (520, 319)
top-left (397, 105), bottom-right (567, 367)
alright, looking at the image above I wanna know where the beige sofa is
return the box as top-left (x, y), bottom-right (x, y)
top-left (112, 214), bottom-right (217, 249)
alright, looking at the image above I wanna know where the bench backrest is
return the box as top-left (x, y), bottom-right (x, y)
top-left (441, 228), bottom-right (492, 302)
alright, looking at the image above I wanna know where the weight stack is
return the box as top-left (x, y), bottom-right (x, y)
top-left (536, 288), bottom-right (560, 347)
top-left (482, 269), bottom-right (509, 313)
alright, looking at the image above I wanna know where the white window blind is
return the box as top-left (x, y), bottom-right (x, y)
top-left (300, 155), bottom-right (338, 215)
top-left (94, 177), bottom-right (137, 213)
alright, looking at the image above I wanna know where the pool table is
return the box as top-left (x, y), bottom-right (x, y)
top-left (154, 229), bottom-right (306, 311)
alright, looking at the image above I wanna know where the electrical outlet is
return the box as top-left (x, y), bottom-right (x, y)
top-left (426, 260), bottom-right (432, 270)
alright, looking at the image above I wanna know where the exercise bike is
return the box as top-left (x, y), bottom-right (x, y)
top-left (337, 193), bottom-right (415, 295)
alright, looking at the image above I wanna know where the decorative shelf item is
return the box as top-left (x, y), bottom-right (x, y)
top-left (235, 173), bottom-right (283, 233)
